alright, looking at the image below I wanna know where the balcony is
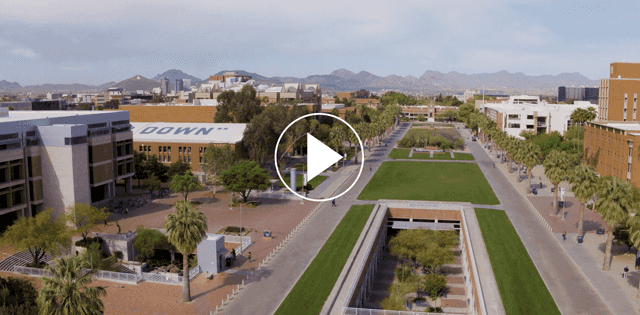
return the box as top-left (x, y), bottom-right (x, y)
top-left (536, 122), bottom-right (547, 127)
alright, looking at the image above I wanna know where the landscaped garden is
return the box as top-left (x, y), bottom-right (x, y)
top-left (274, 205), bottom-right (374, 315)
top-left (411, 123), bottom-right (454, 128)
top-left (358, 162), bottom-right (499, 204)
top-left (397, 128), bottom-right (464, 150)
top-left (388, 149), bottom-right (474, 161)
top-left (475, 208), bottom-right (560, 315)
top-left (380, 229), bottom-right (459, 312)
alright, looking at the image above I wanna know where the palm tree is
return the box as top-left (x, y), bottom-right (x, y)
top-left (164, 201), bottom-right (208, 302)
top-left (522, 142), bottom-right (542, 188)
top-left (544, 150), bottom-right (569, 217)
top-left (594, 176), bottom-right (636, 270)
top-left (329, 125), bottom-right (345, 167)
top-left (39, 256), bottom-right (107, 315)
top-left (505, 137), bottom-right (517, 173)
top-left (568, 164), bottom-right (598, 239)
top-left (512, 140), bottom-right (526, 182)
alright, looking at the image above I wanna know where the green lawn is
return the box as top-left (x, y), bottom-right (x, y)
top-left (475, 208), bottom-right (560, 315)
top-left (411, 123), bottom-right (454, 127)
top-left (278, 175), bottom-right (327, 190)
top-left (357, 162), bottom-right (499, 204)
top-left (274, 205), bottom-right (374, 315)
top-left (388, 149), bottom-right (475, 161)
top-left (404, 128), bottom-right (434, 139)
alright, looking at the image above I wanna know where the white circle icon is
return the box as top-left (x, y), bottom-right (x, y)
top-left (274, 113), bottom-right (365, 202)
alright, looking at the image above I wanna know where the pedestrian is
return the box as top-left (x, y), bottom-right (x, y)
top-left (369, 165), bottom-right (372, 172)
top-left (332, 199), bottom-right (336, 207)
top-left (624, 266), bottom-right (629, 278)
top-left (231, 248), bottom-right (236, 260)
top-left (247, 252), bottom-right (252, 262)
top-left (562, 231), bottom-right (567, 241)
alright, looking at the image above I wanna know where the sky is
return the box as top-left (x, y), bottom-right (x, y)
top-left (1, 0), bottom-right (639, 85)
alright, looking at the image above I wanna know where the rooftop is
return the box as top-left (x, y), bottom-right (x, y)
top-left (130, 122), bottom-right (246, 144)
top-left (590, 121), bottom-right (640, 131)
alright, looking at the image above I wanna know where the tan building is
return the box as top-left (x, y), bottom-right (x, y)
top-left (0, 108), bottom-right (134, 231)
top-left (112, 105), bottom-right (218, 123)
top-left (336, 91), bottom-right (355, 100)
top-left (584, 121), bottom-right (640, 187)
top-left (598, 62), bottom-right (640, 121)
top-left (130, 122), bottom-right (246, 182)
top-left (401, 105), bottom-right (458, 120)
top-left (355, 98), bottom-right (381, 108)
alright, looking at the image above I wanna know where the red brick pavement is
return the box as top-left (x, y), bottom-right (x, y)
top-left (527, 196), bottom-right (610, 234)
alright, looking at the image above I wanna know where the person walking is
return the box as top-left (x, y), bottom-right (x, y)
top-left (231, 248), bottom-right (236, 260)
top-left (332, 199), bottom-right (336, 207)
top-left (624, 266), bottom-right (629, 278)
top-left (247, 252), bottom-right (252, 262)
top-left (562, 231), bottom-right (567, 241)
top-left (369, 165), bottom-right (372, 172)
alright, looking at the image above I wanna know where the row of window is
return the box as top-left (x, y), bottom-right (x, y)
top-left (138, 145), bottom-right (210, 154)
top-left (155, 155), bottom-right (204, 164)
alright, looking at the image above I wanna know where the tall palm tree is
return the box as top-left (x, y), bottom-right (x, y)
top-left (522, 142), bottom-right (541, 188)
top-left (568, 164), bottom-right (598, 239)
top-left (544, 149), bottom-right (569, 217)
top-left (594, 176), bottom-right (636, 270)
top-left (512, 140), bottom-right (526, 182)
top-left (505, 137), bottom-right (517, 173)
top-left (39, 256), bottom-right (107, 315)
top-left (329, 125), bottom-right (345, 167)
top-left (164, 201), bottom-right (208, 302)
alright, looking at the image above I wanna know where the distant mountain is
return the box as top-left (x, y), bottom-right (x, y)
top-left (0, 80), bottom-right (21, 91)
top-left (0, 68), bottom-right (600, 95)
top-left (152, 69), bottom-right (204, 85)
top-left (112, 75), bottom-right (159, 92)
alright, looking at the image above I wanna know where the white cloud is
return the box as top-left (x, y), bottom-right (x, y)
top-left (11, 48), bottom-right (39, 59)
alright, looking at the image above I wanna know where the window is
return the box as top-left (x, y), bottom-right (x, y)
top-left (527, 115), bottom-right (534, 119)
top-left (508, 123), bottom-right (520, 128)
top-left (158, 146), bottom-right (161, 152)
top-left (188, 156), bottom-right (191, 163)
top-left (168, 146), bottom-right (171, 153)
top-left (188, 147), bottom-right (191, 154)
top-left (508, 114), bottom-right (519, 119)
top-left (163, 156), bottom-right (166, 162)
top-left (630, 147), bottom-right (633, 157)
top-left (526, 125), bottom-right (534, 129)
top-left (158, 156), bottom-right (162, 162)
top-left (183, 156), bottom-right (187, 162)
top-left (199, 147), bottom-right (202, 154)
top-left (139, 146), bottom-right (143, 152)
top-left (167, 155), bottom-right (171, 162)
top-left (199, 156), bottom-right (202, 163)
top-left (179, 147), bottom-right (182, 153)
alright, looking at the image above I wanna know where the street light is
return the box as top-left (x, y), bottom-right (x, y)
top-left (230, 201), bottom-right (243, 255)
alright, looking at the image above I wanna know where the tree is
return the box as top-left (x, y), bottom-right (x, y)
top-left (417, 114), bottom-right (425, 122)
top-left (594, 176), bottom-right (636, 270)
top-left (77, 103), bottom-right (92, 110)
top-left (543, 150), bottom-right (569, 216)
top-left (0, 209), bottom-right (70, 267)
top-left (167, 159), bottom-right (192, 181)
top-left (6, 106), bottom-right (13, 111)
top-left (422, 273), bottom-right (447, 304)
top-left (164, 201), bottom-right (208, 302)
top-left (243, 104), bottom-right (289, 163)
top-left (613, 221), bottom-right (634, 254)
top-left (79, 242), bottom-right (119, 272)
top-left (143, 174), bottom-right (162, 197)
top-left (63, 203), bottom-right (109, 243)
top-left (171, 171), bottom-right (202, 203)
top-left (330, 107), bottom-right (340, 118)
top-left (0, 276), bottom-right (39, 315)
top-left (221, 160), bottom-right (270, 203)
top-left (39, 256), bottom-right (107, 315)
top-left (521, 142), bottom-right (541, 188)
top-left (568, 164), bottom-right (598, 239)
top-left (145, 155), bottom-right (169, 182)
top-left (329, 125), bottom-right (345, 167)
top-left (103, 100), bottom-right (119, 109)
top-left (214, 85), bottom-right (263, 123)
top-left (201, 144), bottom-right (238, 195)
top-left (133, 151), bottom-right (149, 186)
top-left (133, 226), bottom-right (175, 261)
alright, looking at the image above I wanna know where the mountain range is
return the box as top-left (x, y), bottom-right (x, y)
top-left (0, 69), bottom-right (599, 94)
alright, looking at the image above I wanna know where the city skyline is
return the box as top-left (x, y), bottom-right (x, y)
top-left (1, 0), bottom-right (639, 85)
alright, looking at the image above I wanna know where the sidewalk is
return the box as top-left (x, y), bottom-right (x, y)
top-left (474, 134), bottom-right (634, 315)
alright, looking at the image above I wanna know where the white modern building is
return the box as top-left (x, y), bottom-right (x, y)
top-left (0, 108), bottom-right (134, 230)
top-left (482, 95), bottom-right (599, 139)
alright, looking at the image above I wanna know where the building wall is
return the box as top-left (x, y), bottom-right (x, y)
top-left (599, 79), bottom-right (640, 122)
top-left (135, 141), bottom-right (236, 174)
top-left (584, 124), bottom-right (640, 188)
top-left (611, 62), bottom-right (640, 79)
top-left (113, 105), bottom-right (218, 123)
top-left (40, 145), bottom-right (91, 219)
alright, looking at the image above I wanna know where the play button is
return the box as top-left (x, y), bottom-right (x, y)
top-left (306, 133), bottom-right (343, 182)
top-left (274, 113), bottom-right (365, 202)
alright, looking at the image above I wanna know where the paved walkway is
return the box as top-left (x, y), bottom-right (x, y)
top-left (220, 123), bottom-right (409, 315)
top-left (467, 127), bottom-right (614, 315)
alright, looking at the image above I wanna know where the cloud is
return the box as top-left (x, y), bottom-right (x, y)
top-left (11, 48), bottom-right (39, 59)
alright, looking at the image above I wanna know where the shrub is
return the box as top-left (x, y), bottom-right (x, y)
top-left (24, 261), bottom-right (47, 269)
top-left (0, 276), bottom-right (39, 314)
top-left (395, 264), bottom-right (412, 282)
top-left (427, 306), bottom-right (444, 312)
top-left (74, 236), bottom-right (104, 248)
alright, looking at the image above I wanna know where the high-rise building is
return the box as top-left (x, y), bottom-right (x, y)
top-left (174, 79), bottom-right (184, 93)
top-left (598, 62), bottom-right (640, 121)
top-left (0, 108), bottom-right (134, 231)
top-left (557, 86), bottom-right (598, 103)
top-left (159, 77), bottom-right (170, 95)
top-left (182, 79), bottom-right (191, 91)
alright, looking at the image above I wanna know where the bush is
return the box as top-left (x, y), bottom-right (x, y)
top-left (0, 276), bottom-right (39, 315)
top-left (75, 236), bottom-right (104, 248)
top-left (24, 261), bottom-right (47, 269)
top-left (395, 264), bottom-right (412, 282)
top-left (427, 307), bottom-right (443, 312)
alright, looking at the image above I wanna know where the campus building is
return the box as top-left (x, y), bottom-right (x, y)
top-left (482, 95), bottom-right (598, 138)
top-left (0, 108), bottom-right (134, 231)
top-left (130, 122), bottom-right (247, 182)
top-left (598, 62), bottom-right (640, 121)
top-left (583, 121), bottom-right (640, 187)
top-left (558, 86), bottom-right (598, 104)
top-left (400, 105), bottom-right (459, 121)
